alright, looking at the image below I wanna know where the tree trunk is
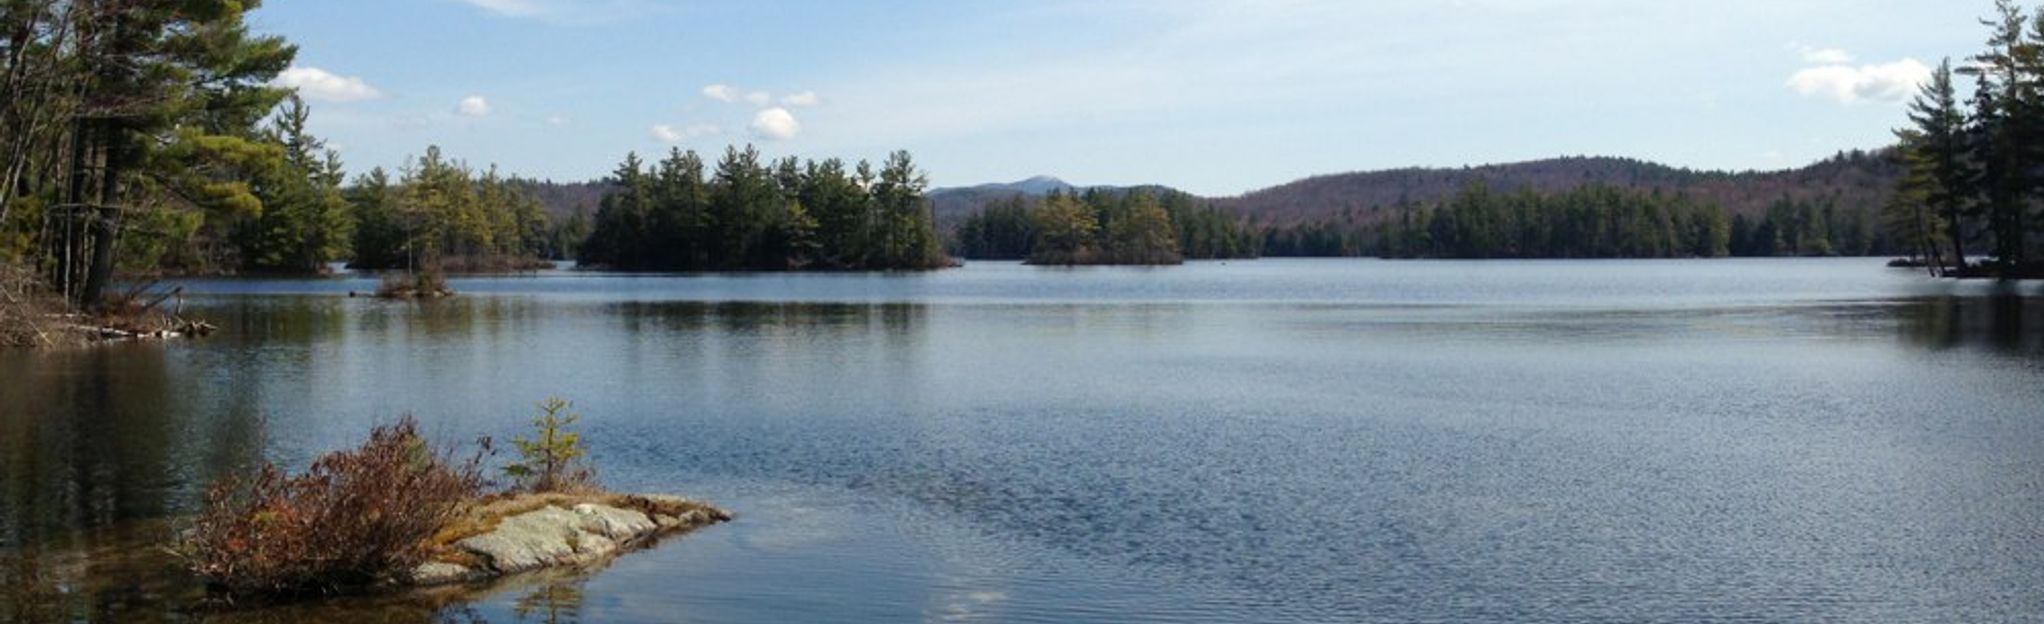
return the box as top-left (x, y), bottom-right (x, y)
top-left (1945, 207), bottom-right (1967, 273)
top-left (78, 125), bottom-right (121, 308)
top-left (79, 205), bottom-right (115, 307)
top-left (58, 117), bottom-right (91, 302)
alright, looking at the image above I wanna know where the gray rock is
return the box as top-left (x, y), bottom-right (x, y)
top-left (410, 562), bottom-right (481, 585)
top-left (419, 498), bottom-right (728, 586)
top-left (454, 506), bottom-right (585, 573)
top-left (571, 503), bottom-right (657, 540)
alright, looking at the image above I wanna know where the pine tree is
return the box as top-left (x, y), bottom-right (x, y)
top-left (1900, 60), bottom-right (1974, 272)
top-left (234, 95), bottom-right (352, 273)
top-left (52, 0), bottom-right (297, 304)
top-left (1960, 0), bottom-right (2036, 268)
top-left (1028, 191), bottom-right (1100, 265)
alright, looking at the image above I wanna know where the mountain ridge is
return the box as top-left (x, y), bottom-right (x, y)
top-left (924, 151), bottom-right (1901, 227)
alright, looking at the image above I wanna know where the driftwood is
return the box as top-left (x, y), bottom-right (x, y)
top-left (82, 317), bottom-right (214, 341)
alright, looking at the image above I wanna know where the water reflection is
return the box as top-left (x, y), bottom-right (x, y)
top-left (508, 570), bottom-right (589, 624)
top-left (0, 346), bottom-right (264, 548)
top-left (1896, 295), bottom-right (2044, 354)
top-left (0, 521), bottom-right (193, 623)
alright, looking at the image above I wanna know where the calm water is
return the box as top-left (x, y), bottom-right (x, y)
top-left (4, 259), bottom-right (2044, 623)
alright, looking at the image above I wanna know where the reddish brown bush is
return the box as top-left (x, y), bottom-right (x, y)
top-left (181, 417), bottom-right (486, 595)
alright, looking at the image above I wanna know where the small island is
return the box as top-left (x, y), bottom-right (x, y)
top-left (951, 188), bottom-right (1260, 266)
top-left (179, 399), bottom-right (728, 601)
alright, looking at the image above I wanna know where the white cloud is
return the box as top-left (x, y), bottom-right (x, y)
top-left (457, 0), bottom-right (544, 17)
top-left (456, 95), bottom-right (493, 117)
top-left (749, 108), bottom-right (800, 140)
top-left (651, 123), bottom-right (721, 143)
top-left (702, 84), bottom-right (738, 103)
top-left (780, 91), bottom-right (821, 107)
top-left (1799, 47), bottom-right (1854, 64)
top-left (272, 66), bottom-right (384, 102)
top-left (546, 114), bottom-right (572, 126)
top-left (1786, 58), bottom-right (1931, 104)
top-left (705, 84), bottom-right (819, 108)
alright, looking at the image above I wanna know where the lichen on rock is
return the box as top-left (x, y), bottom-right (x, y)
top-left (410, 494), bottom-right (730, 587)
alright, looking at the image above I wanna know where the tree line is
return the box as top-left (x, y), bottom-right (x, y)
top-left (1889, 0), bottom-right (2044, 277)
top-left (1375, 184), bottom-right (1732, 259)
top-left (347, 148), bottom-right (567, 272)
top-left (951, 189), bottom-right (1260, 264)
top-left (1258, 183), bottom-right (1897, 259)
top-left (577, 147), bottom-right (952, 271)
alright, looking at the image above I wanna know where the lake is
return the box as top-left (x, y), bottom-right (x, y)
top-left (4, 258), bottom-right (2044, 623)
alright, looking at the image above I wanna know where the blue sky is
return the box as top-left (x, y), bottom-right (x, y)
top-left (256, 0), bottom-right (1987, 196)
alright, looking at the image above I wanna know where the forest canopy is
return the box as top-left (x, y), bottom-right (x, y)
top-left (951, 188), bottom-right (1260, 265)
top-left (576, 147), bottom-right (953, 271)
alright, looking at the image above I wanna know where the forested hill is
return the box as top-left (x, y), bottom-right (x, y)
top-left (923, 152), bottom-right (1901, 227)
top-left (1213, 152), bottom-right (1901, 225)
top-left (509, 179), bottom-right (613, 221)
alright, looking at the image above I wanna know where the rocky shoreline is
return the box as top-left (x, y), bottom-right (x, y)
top-left (407, 493), bottom-right (731, 587)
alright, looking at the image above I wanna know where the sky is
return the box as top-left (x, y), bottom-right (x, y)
top-left (254, 0), bottom-right (1990, 196)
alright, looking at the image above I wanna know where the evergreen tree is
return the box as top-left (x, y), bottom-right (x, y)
top-left (31, 1), bottom-right (297, 304)
top-left (233, 95), bottom-right (352, 273)
top-left (1103, 192), bottom-right (1182, 264)
top-left (348, 168), bottom-right (405, 269)
top-left (1959, 0), bottom-right (2037, 267)
top-left (1027, 191), bottom-right (1100, 265)
top-left (1899, 61), bottom-right (1975, 271)
top-left (577, 146), bottom-right (949, 271)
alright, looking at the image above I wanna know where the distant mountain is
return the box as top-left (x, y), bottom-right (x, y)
top-left (509, 179), bottom-right (613, 221)
top-left (930, 176), bottom-right (1068, 226)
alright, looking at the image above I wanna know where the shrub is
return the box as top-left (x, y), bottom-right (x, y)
top-left (180, 417), bottom-right (486, 595)
top-left (374, 270), bottom-right (452, 299)
top-left (503, 398), bottom-right (596, 493)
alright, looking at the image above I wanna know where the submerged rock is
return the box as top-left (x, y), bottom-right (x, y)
top-left (411, 494), bottom-right (729, 587)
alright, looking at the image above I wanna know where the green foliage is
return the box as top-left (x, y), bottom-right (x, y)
top-left (1897, 0), bottom-right (2044, 274)
top-left (954, 196), bottom-right (1037, 259)
top-left (580, 146), bottom-right (951, 270)
top-left (955, 189), bottom-right (1255, 264)
top-left (1101, 191), bottom-right (1182, 264)
top-left (0, 0), bottom-right (377, 288)
top-left (1364, 183), bottom-right (1744, 259)
top-left (231, 95), bottom-right (354, 273)
top-left (1954, 0), bottom-right (2040, 269)
top-left (1026, 192), bottom-right (1103, 264)
top-left (1885, 133), bottom-right (1952, 273)
top-left (345, 147), bottom-right (554, 271)
top-left (1895, 60), bottom-right (1975, 271)
top-left (503, 397), bottom-right (594, 493)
